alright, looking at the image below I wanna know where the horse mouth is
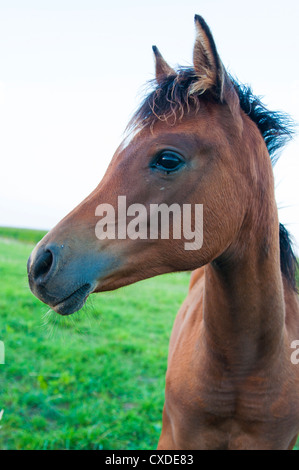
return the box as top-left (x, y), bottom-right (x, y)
top-left (53, 283), bottom-right (92, 316)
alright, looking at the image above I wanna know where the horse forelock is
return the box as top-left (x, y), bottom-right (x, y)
top-left (128, 68), bottom-right (295, 160)
top-left (126, 68), bottom-right (208, 133)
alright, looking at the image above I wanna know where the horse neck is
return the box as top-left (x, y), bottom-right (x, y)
top-left (202, 152), bottom-right (285, 371)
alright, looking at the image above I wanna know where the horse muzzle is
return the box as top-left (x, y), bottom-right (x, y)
top-left (27, 240), bottom-right (115, 315)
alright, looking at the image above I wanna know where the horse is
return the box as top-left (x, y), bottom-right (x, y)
top-left (27, 15), bottom-right (299, 450)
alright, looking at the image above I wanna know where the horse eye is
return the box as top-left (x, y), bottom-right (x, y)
top-left (152, 151), bottom-right (184, 173)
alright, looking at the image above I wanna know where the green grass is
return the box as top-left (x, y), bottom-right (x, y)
top-left (0, 228), bottom-right (298, 450)
top-left (0, 229), bottom-right (190, 450)
top-left (0, 227), bottom-right (47, 244)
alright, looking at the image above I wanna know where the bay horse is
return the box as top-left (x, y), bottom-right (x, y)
top-left (27, 15), bottom-right (299, 450)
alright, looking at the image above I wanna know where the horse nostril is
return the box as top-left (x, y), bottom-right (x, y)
top-left (32, 249), bottom-right (55, 283)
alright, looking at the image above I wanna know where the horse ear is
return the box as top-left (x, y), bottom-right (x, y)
top-left (191, 15), bottom-right (232, 102)
top-left (152, 45), bottom-right (176, 85)
top-left (191, 15), bottom-right (242, 128)
top-left (191, 15), bottom-right (226, 98)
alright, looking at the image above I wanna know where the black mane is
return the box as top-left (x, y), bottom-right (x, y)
top-left (232, 81), bottom-right (298, 292)
top-left (232, 80), bottom-right (295, 165)
top-left (129, 67), bottom-right (298, 291)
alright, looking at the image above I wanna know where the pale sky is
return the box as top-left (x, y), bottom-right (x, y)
top-left (0, 0), bottom-right (298, 252)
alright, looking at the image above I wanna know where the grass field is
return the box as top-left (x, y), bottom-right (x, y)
top-left (0, 227), bottom-right (298, 450)
top-left (0, 228), bottom-right (190, 450)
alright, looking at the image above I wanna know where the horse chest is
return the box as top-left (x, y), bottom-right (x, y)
top-left (164, 332), bottom-right (299, 449)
